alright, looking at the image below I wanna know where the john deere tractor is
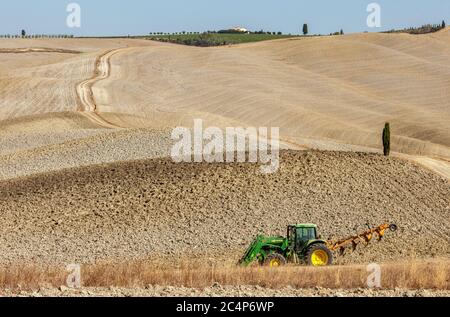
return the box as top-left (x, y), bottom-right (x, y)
top-left (239, 223), bottom-right (397, 267)
top-left (239, 224), bottom-right (333, 267)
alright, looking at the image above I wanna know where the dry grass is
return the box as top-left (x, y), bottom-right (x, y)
top-left (0, 265), bottom-right (66, 290)
top-left (0, 260), bottom-right (448, 291)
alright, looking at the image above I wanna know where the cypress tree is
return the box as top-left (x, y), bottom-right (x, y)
top-left (383, 123), bottom-right (391, 156)
top-left (303, 24), bottom-right (308, 35)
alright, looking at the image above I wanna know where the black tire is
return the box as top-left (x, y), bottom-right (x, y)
top-left (263, 253), bottom-right (287, 267)
top-left (306, 244), bottom-right (333, 266)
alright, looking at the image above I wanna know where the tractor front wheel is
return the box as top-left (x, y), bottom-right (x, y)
top-left (306, 244), bottom-right (333, 267)
top-left (264, 253), bottom-right (287, 267)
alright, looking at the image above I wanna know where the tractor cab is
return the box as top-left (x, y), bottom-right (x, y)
top-left (287, 224), bottom-right (319, 253)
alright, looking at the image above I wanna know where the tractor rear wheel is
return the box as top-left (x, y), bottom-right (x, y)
top-left (306, 244), bottom-right (333, 267)
top-left (264, 253), bottom-right (287, 267)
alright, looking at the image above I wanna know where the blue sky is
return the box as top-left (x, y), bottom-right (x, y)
top-left (1, 0), bottom-right (449, 36)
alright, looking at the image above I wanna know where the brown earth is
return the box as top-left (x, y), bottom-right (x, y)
top-left (0, 150), bottom-right (448, 266)
top-left (4, 286), bottom-right (449, 297)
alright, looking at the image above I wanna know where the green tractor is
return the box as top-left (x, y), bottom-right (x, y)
top-left (239, 224), bottom-right (333, 267)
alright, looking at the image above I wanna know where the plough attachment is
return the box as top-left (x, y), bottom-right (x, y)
top-left (327, 223), bottom-right (397, 255)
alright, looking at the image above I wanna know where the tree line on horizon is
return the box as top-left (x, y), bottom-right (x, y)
top-left (302, 23), bottom-right (344, 36)
top-left (384, 20), bottom-right (446, 34)
top-left (149, 30), bottom-right (285, 36)
top-left (0, 30), bottom-right (74, 38)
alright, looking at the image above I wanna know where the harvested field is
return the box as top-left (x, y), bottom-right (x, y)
top-left (0, 151), bottom-right (448, 266)
top-left (2, 32), bottom-right (450, 178)
top-left (2, 31), bottom-right (450, 159)
top-left (0, 48), bottom-right (82, 54)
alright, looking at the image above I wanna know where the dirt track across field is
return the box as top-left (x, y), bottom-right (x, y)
top-left (76, 48), bottom-right (132, 128)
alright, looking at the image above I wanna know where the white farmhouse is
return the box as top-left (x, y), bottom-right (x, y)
top-left (231, 27), bottom-right (249, 33)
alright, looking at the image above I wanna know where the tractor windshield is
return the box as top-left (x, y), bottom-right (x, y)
top-left (293, 226), bottom-right (318, 252)
top-left (297, 227), bottom-right (317, 241)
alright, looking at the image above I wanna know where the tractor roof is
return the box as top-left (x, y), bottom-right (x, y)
top-left (291, 224), bottom-right (317, 228)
